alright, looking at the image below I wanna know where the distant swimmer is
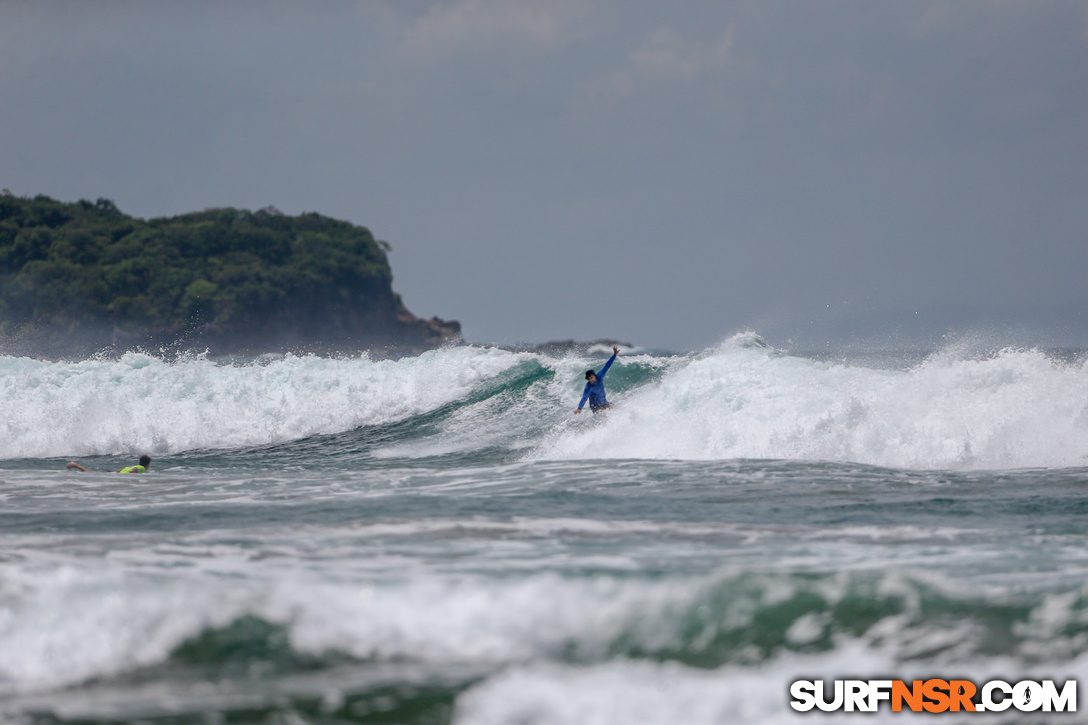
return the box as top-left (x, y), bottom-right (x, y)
top-left (67, 455), bottom-right (151, 473)
top-left (575, 346), bottom-right (619, 414)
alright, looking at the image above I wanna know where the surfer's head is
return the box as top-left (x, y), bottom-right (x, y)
top-left (585, 370), bottom-right (596, 382)
top-left (139, 455), bottom-right (151, 468)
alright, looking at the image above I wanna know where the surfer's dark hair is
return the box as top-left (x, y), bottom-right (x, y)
top-left (585, 370), bottom-right (596, 379)
top-left (139, 455), bottom-right (151, 467)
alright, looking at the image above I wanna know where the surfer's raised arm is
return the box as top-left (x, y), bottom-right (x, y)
top-left (575, 346), bottom-right (620, 414)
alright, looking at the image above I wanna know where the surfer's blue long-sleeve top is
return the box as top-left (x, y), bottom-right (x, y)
top-left (578, 353), bottom-right (617, 411)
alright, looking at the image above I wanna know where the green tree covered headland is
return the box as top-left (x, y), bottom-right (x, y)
top-left (0, 193), bottom-right (459, 357)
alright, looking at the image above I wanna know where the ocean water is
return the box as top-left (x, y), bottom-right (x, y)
top-left (2, 332), bottom-right (1088, 724)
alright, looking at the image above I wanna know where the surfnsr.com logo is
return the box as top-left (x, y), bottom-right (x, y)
top-left (790, 679), bottom-right (1077, 713)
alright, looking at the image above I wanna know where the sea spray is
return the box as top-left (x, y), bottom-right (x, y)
top-left (0, 347), bottom-right (526, 459)
top-left (539, 335), bottom-right (1088, 470)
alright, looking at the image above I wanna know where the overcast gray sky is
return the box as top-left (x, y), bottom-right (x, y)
top-left (3, 1), bottom-right (1087, 351)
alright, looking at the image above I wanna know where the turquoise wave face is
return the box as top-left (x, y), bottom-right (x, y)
top-left (163, 569), bottom-right (1088, 676)
top-left (8, 556), bottom-right (1087, 724)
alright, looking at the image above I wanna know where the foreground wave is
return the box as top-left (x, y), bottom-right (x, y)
top-left (3, 464), bottom-right (1088, 725)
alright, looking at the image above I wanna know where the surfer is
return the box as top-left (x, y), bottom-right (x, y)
top-left (67, 455), bottom-right (151, 473)
top-left (575, 345), bottom-right (619, 414)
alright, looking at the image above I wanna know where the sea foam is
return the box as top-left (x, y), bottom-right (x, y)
top-left (539, 334), bottom-right (1088, 470)
top-left (4, 335), bottom-right (1087, 469)
top-left (0, 347), bottom-right (525, 459)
